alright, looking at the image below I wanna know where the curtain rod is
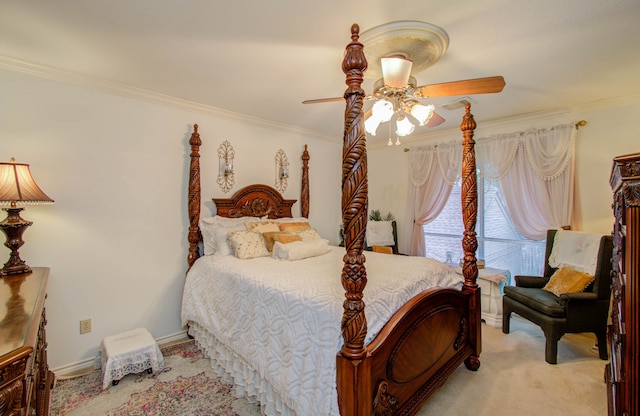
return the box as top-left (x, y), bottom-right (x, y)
top-left (575, 120), bottom-right (587, 129)
top-left (404, 120), bottom-right (589, 152)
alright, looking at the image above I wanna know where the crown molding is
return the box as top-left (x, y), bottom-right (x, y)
top-left (0, 55), bottom-right (337, 142)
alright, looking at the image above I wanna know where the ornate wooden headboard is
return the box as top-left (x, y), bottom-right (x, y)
top-left (186, 132), bottom-right (310, 270)
top-left (212, 184), bottom-right (297, 219)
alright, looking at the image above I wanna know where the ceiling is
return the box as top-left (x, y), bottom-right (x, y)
top-left (2, 0), bottom-right (640, 144)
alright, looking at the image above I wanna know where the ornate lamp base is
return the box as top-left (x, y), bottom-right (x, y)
top-left (0, 207), bottom-right (33, 276)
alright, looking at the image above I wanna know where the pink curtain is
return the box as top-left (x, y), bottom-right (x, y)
top-left (404, 123), bottom-right (576, 254)
top-left (404, 143), bottom-right (461, 256)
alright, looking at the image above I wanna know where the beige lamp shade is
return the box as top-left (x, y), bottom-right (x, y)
top-left (0, 160), bottom-right (54, 205)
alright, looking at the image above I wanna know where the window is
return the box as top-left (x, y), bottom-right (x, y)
top-left (423, 178), bottom-right (546, 276)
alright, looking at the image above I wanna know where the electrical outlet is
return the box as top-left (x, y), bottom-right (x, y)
top-left (80, 319), bottom-right (92, 334)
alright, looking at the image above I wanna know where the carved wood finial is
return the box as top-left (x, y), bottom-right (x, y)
top-left (340, 23), bottom-right (369, 359)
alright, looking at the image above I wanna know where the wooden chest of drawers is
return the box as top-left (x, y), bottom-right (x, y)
top-left (0, 267), bottom-right (54, 416)
top-left (607, 153), bottom-right (640, 416)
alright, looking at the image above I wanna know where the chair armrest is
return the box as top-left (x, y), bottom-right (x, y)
top-left (514, 275), bottom-right (550, 288)
top-left (558, 292), bottom-right (597, 302)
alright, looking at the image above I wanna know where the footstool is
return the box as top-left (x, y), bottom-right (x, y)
top-left (100, 327), bottom-right (165, 389)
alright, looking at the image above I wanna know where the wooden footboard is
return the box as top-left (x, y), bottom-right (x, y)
top-left (337, 287), bottom-right (481, 415)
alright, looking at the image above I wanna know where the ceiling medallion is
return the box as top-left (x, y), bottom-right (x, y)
top-left (360, 20), bottom-right (449, 80)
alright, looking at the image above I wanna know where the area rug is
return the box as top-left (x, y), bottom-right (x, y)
top-left (50, 339), bottom-right (260, 416)
top-left (51, 318), bottom-right (607, 415)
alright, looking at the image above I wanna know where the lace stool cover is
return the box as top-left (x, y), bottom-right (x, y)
top-left (100, 327), bottom-right (164, 389)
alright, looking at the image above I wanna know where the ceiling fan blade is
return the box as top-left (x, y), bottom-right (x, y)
top-left (426, 111), bottom-right (445, 127)
top-left (417, 76), bottom-right (505, 98)
top-left (302, 97), bottom-right (343, 104)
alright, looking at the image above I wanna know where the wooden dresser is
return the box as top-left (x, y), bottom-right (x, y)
top-left (0, 267), bottom-right (54, 416)
top-left (607, 153), bottom-right (640, 416)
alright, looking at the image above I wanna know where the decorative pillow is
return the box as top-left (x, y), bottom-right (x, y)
top-left (245, 221), bottom-right (280, 233)
top-left (263, 231), bottom-right (299, 252)
top-left (272, 239), bottom-right (330, 261)
top-left (274, 217), bottom-right (310, 223)
top-left (366, 221), bottom-right (395, 246)
top-left (279, 221), bottom-right (311, 233)
top-left (543, 266), bottom-right (595, 296)
top-left (227, 230), bottom-right (270, 259)
top-left (372, 245), bottom-right (393, 254)
top-left (273, 232), bottom-right (302, 245)
top-left (296, 228), bottom-right (322, 241)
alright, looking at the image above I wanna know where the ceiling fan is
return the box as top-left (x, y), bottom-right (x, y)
top-left (303, 21), bottom-right (506, 138)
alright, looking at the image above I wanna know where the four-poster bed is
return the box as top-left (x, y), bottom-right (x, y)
top-left (182, 24), bottom-right (480, 416)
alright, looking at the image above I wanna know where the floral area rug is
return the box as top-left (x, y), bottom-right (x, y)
top-left (50, 339), bottom-right (261, 416)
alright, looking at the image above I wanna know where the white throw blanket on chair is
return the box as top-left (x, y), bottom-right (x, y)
top-left (548, 229), bottom-right (603, 275)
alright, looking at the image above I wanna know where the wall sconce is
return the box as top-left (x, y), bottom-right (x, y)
top-left (0, 158), bottom-right (54, 276)
top-left (274, 149), bottom-right (289, 192)
top-left (217, 140), bottom-right (235, 193)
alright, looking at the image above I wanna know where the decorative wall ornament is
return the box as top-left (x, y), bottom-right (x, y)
top-left (274, 149), bottom-right (289, 192)
top-left (217, 140), bottom-right (235, 193)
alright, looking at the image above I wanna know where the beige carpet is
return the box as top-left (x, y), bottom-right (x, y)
top-left (417, 315), bottom-right (607, 415)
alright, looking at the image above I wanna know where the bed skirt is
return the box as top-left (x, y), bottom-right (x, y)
top-left (188, 321), bottom-right (305, 416)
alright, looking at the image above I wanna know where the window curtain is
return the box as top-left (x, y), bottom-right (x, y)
top-left (405, 123), bottom-right (576, 255)
top-left (404, 143), bottom-right (461, 255)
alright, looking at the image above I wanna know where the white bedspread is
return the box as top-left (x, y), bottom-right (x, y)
top-left (181, 246), bottom-right (462, 416)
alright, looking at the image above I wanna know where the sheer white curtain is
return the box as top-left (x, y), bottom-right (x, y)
top-left (404, 143), bottom-right (461, 255)
top-left (405, 123), bottom-right (576, 254)
top-left (494, 124), bottom-right (576, 239)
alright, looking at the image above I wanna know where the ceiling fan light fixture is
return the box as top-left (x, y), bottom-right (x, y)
top-left (395, 115), bottom-right (415, 137)
top-left (410, 103), bottom-right (435, 126)
top-left (365, 113), bottom-right (382, 136)
top-left (371, 99), bottom-right (394, 122)
top-left (381, 57), bottom-right (413, 88)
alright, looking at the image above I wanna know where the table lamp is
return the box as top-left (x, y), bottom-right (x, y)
top-left (0, 158), bottom-right (54, 276)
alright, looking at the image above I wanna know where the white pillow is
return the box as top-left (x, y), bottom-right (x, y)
top-left (212, 224), bottom-right (246, 256)
top-left (200, 221), bottom-right (219, 256)
top-left (272, 239), bottom-right (330, 261)
top-left (366, 221), bottom-right (395, 246)
top-left (227, 230), bottom-right (270, 259)
top-left (201, 215), bottom-right (261, 226)
top-left (200, 216), bottom-right (261, 255)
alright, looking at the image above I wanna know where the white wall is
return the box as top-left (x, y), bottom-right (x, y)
top-left (0, 68), bottom-right (342, 370)
top-left (4, 65), bottom-right (637, 371)
top-left (368, 99), bottom-right (640, 254)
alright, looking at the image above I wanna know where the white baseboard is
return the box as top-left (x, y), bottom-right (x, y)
top-left (52, 329), bottom-right (189, 377)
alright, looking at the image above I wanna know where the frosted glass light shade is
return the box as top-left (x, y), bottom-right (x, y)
top-left (381, 57), bottom-right (413, 88)
top-left (365, 114), bottom-right (382, 136)
top-left (396, 115), bottom-right (415, 136)
top-left (410, 103), bottom-right (435, 126)
top-left (371, 99), bottom-right (394, 122)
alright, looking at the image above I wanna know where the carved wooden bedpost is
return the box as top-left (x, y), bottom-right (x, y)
top-left (301, 144), bottom-right (310, 218)
top-left (187, 124), bottom-right (202, 271)
top-left (337, 23), bottom-right (371, 416)
top-left (460, 104), bottom-right (482, 371)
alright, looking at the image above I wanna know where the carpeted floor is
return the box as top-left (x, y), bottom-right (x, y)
top-left (50, 316), bottom-right (608, 415)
